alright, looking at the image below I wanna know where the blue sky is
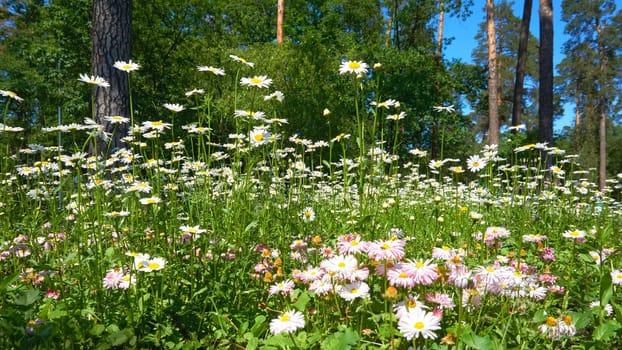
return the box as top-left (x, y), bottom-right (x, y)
top-left (442, 0), bottom-right (573, 131)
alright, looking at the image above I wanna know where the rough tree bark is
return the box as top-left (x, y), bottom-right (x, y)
top-left (596, 18), bottom-right (607, 190)
top-left (436, 0), bottom-right (445, 57)
top-left (92, 0), bottom-right (131, 156)
top-left (277, 0), bottom-right (284, 45)
top-left (486, 0), bottom-right (500, 145)
top-left (511, 0), bottom-right (532, 130)
top-left (538, 0), bottom-right (554, 150)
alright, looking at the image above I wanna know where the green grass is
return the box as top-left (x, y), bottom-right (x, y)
top-left (0, 59), bottom-right (621, 349)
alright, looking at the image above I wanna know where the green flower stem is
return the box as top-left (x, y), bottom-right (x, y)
top-left (1, 100), bottom-right (10, 173)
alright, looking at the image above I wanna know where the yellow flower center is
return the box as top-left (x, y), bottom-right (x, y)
top-left (251, 77), bottom-right (262, 84)
top-left (338, 262), bottom-right (346, 268)
top-left (407, 300), bottom-right (417, 308)
top-left (414, 322), bottom-right (425, 330)
top-left (399, 272), bottom-right (408, 278)
top-left (254, 134), bottom-right (264, 142)
top-left (563, 315), bottom-right (572, 325)
top-left (546, 316), bottom-right (557, 327)
top-left (148, 262), bottom-right (161, 269)
top-left (350, 288), bottom-right (358, 294)
top-left (381, 243), bottom-right (390, 250)
top-left (280, 314), bottom-right (290, 322)
top-left (348, 62), bottom-right (361, 69)
top-left (415, 261), bottom-right (424, 268)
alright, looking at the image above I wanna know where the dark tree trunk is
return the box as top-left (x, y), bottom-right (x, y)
top-left (486, 0), bottom-right (499, 145)
top-left (511, 0), bottom-right (532, 130)
top-left (597, 18), bottom-right (607, 190)
top-left (538, 0), bottom-right (554, 149)
top-left (91, 0), bottom-right (131, 156)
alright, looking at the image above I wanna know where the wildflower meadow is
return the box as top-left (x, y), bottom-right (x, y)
top-left (1, 57), bottom-right (621, 349)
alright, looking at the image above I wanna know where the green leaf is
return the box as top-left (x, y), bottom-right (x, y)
top-left (377, 323), bottom-right (395, 340)
top-left (292, 291), bottom-right (311, 312)
top-left (210, 312), bottom-right (233, 331)
top-left (238, 320), bottom-right (249, 334)
top-left (600, 271), bottom-right (613, 307)
top-left (94, 342), bottom-right (112, 350)
top-left (192, 287), bottom-right (209, 300)
top-left (106, 324), bottom-right (120, 333)
top-left (263, 333), bottom-right (294, 347)
top-left (244, 333), bottom-right (259, 350)
top-left (0, 272), bottom-right (19, 291)
top-left (14, 289), bottom-right (40, 306)
top-left (570, 311), bottom-right (592, 329)
top-left (47, 306), bottom-right (68, 319)
top-left (106, 328), bottom-right (131, 346)
top-left (90, 324), bottom-right (106, 336)
top-left (250, 315), bottom-right (267, 336)
top-left (610, 300), bottom-right (622, 323)
top-left (244, 221), bottom-right (258, 233)
top-left (105, 247), bottom-right (115, 258)
top-left (321, 327), bottom-right (359, 350)
top-left (592, 320), bottom-right (621, 341)
top-left (462, 330), bottom-right (495, 350)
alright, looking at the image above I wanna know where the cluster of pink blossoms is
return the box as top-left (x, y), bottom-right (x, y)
top-left (103, 268), bottom-right (135, 290)
top-left (258, 225), bottom-right (576, 341)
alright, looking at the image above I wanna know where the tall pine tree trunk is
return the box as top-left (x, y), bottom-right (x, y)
top-left (574, 94), bottom-right (580, 127)
top-left (277, 0), bottom-right (284, 45)
top-left (597, 18), bottom-right (607, 190)
top-left (386, 0), bottom-right (398, 47)
top-left (538, 0), bottom-right (554, 150)
top-left (92, 0), bottom-right (131, 156)
top-left (511, 0), bottom-right (532, 129)
top-left (436, 0), bottom-right (445, 57)
top-left (486, 0), bottom-right (500, 145)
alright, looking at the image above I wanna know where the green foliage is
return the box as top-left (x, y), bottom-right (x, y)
top-left (0, 0), bottom-right (488, 163)
top-left (321, 326), bottom-right (360, 349)
top-left (557, 0), bottom-right (622, 172)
